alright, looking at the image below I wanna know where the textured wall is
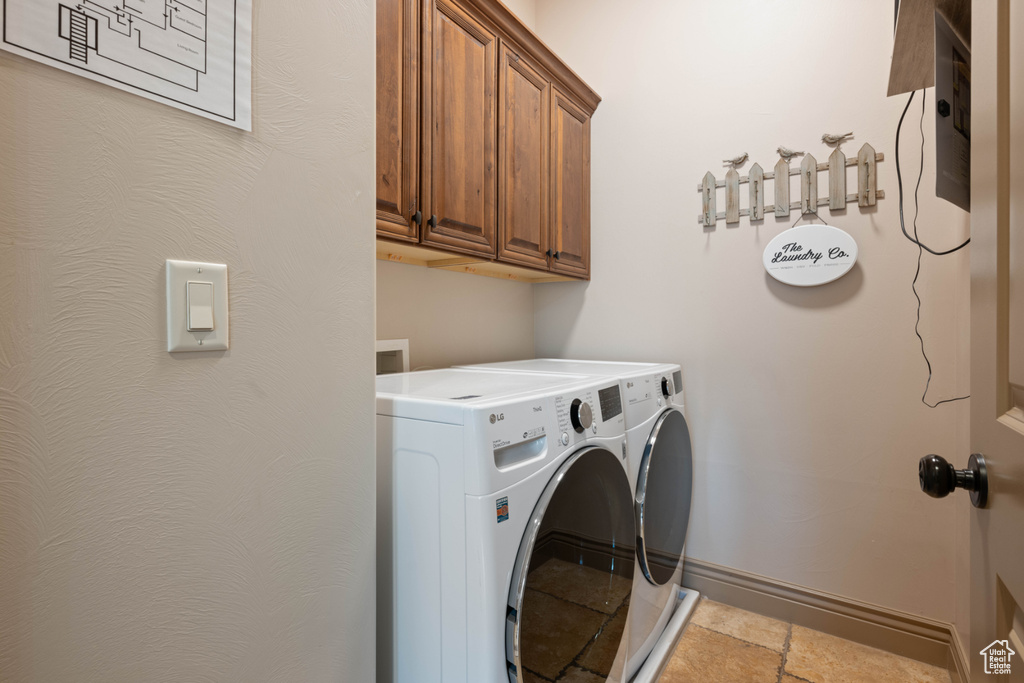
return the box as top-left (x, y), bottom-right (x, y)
top-left (531, 0), bottom-right (970, 625)
top-left (376, 261), bottom-right (535, 370)
top-left (0, 0), bottom-right (377, 680)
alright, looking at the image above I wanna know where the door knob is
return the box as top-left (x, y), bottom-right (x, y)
top-left (918, 453), bottom-right (988, 508)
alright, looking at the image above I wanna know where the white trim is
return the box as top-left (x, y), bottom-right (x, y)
top-left (376, 339), bottom-right (410, 374)
top-left (630, 587), bottom-right (700, 683)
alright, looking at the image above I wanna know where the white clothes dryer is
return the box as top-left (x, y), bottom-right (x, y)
top-left (457, 360), bottom-right (698, 682)
top-left (377, 368), bottom-right (636, 683)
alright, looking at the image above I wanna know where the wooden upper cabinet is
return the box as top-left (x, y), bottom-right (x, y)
top-left (497, 43), bottom-right (550, 270)
top-left (374, 0), bottom-right (599, 280)
top-left (376, 0), bottom-right (420, 242)
top-left (550, 89), bottom-right (591, 277)
top-left (421, 0), bottom-right (498, 257)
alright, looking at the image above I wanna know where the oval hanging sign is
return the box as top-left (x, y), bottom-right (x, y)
top-left (763, 224), bottom-right (858, 287)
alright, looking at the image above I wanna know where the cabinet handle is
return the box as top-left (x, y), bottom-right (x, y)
top-left (428, 215), bottom-right (438, 228)
top-left (546, 249), bottom-right (552, 257)
top-left (412, 210), bottom-right (422, 226)
top-left (553, 251), bottom-right (561, 260)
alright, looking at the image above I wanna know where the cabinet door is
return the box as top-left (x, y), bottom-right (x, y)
top-left (550, 89), bottom-right (591, 277)
top-left (422, 0), bottom-right (498, 257)
top-left (497, 43), bottom-right (550, 270)
top-left (376, 0), bottom-right (420, 241)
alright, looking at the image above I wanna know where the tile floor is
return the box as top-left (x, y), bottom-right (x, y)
top-left (660, 599), bottom-right (952, 683)
top-left (520, 557), bottom-right (632, 682)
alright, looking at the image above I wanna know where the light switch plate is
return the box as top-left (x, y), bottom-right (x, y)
top-left (166, 260), bottom-right (228, 352)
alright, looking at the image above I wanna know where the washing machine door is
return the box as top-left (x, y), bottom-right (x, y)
top-left (506, 446), bottom-right (635, 683)
top-left (635, 408), bottom-right (693, 585)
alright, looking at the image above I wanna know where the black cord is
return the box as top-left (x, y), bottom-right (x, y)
top-left (895, 91), bottom-right (971, 255)
top-left (902, 90), bottom-right (970, 407)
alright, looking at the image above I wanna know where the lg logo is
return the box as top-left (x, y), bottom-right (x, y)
top-left (490, 413), bottom-right (504, 424)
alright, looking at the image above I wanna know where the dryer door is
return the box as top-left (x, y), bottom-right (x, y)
top-left (506, 446), bottom-right (635, 683)
top-left (635, 408), bottom-right (693, 585)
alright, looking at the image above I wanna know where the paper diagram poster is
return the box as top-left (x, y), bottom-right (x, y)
top-left (1, 0), bottom-right (251, 130)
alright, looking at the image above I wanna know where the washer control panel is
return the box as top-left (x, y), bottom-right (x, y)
top-left (553, 384), bottom-right (624, 440)
top-left (467, 379), bottom-right (630, 495)
top-left (478, 383), bottom-right (626, 487)
top-left (555, 391), bottom-right (593, 438)
top-left (569, 398), bottom-right (593, 432)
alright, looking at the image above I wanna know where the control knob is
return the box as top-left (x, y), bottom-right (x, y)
top-left (661, 377), bottom-right (672, 397)
top-left (570, 398), bottom-right (593, 433)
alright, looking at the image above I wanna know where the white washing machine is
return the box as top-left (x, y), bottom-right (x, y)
top-left (377, 368), bottom-right (638, 683)
top-left (458, 360), bottom-right (699, 682)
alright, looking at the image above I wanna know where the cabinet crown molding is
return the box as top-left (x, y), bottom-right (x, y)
top-left (459, 0), bottom-right (601, 113)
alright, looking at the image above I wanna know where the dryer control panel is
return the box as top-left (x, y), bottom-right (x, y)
top-left (622, 371), bottom-right (685, 427)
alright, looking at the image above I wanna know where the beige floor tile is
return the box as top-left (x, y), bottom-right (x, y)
top-left (527, 558), bottom-right (632, 614)
top-left (523, 665), bottom-right (605, 683)
top-left (576, 604), bottom-right (628, 676)
top-left (785, 625), bottom-right (951, 683)
top-left (520, 589), bottom-right (607, 680)
top-left (690, 598), bottom-right (790, 652)
top-left (780, 676), bottom-right (805, 682)
top-left (660, 624), bottom-right (782, 683)
top-left (558, 666), bottom-right (605, 683)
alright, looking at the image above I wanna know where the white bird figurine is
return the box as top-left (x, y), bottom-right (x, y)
top-left (722, 152), bottom-right (748, 167)
top-left (821, 132), bottom-right (854, 146)
top-left (777, 146), bottom-right (804, 160)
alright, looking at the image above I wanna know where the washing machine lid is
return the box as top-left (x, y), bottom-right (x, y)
top-left (636, 408), bottom-right (693, 585)
top-left (506, 446), bottom-right (635, 683)
top-left (462, 358), bottom-right (676, 378)
top-left (458, 359), bottom-right (686, 426)
top-left (376, 368), bottom-right (595, 424)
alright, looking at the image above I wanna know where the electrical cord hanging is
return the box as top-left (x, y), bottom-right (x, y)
top-left (900, 90), bottom-right (970, 407)
top-left (895, 91), bottom-right (971, 255)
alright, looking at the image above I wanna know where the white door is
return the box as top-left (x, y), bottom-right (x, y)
top-left (971, 2), bottom-right (1024, 680)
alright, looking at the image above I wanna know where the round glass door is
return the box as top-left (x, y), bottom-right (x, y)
top-left (635, 409), bottom-right (693, 585)
top-left (507, 447), bottom-right (635, 683)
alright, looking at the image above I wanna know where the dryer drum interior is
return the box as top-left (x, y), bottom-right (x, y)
top-left (507, 447), bottom-right (636, 683)
top-left (636, 409), bottom-right (694, 585)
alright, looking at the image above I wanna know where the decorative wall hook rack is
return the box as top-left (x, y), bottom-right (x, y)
top-left (697, 143), bottom-right (883, 227)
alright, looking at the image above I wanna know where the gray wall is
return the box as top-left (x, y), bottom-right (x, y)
top-left (0, 0), bottom-right (377, 680)
top-left (530, 0), bottom-right (970, 626)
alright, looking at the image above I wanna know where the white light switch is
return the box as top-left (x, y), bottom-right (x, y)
top-left (166, 260), bottom-right (228, 352)
top-left (187, 281), bottom-right (215, 331)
